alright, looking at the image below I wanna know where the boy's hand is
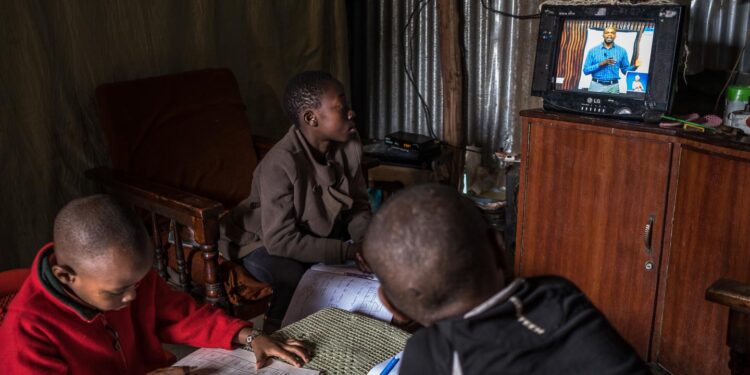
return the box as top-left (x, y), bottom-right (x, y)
top-left (345, 241), bottom-right (372, 273)
top-left (354, 248), bottom-right (372, 274)
top-left (251, 335), bottom-right (311, 369)
top-left (147, 366), bottom-right (192, 375)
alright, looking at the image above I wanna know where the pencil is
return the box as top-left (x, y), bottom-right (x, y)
top-left (379, 356), bottom-right (400, 375)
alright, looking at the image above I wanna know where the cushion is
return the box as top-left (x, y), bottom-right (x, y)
top-left (0, 268), bottom-right (30, 296)
top-left (96, 68), bottom-right (258, 207)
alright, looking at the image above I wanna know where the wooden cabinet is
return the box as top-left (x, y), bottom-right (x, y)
top-left (516, 109), bottom-right (750, 375)
top-left (655, 146), bottom-right (750, 374)
top-left (517, 119), bottom-right (671, 358)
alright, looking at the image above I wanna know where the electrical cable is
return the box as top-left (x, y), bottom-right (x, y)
top-left (401, 0), bottom-right (540, 145)
top-left (402, 0), bottom-right (438, 140)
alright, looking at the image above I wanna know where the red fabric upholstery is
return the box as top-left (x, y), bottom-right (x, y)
top-left (96, 68), bottom-right (258, 207)
top-left (0, 268), bottom-right (29, 297)
top-left (0, 268), bottom-right (30, 324)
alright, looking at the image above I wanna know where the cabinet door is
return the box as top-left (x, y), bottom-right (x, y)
top-left (655, 146), bottom-right (750, 375)
top-left (516, 120), bottom-right (671, 358)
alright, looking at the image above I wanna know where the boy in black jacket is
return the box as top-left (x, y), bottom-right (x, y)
top-left (363, 184), bottom-right (648, 375)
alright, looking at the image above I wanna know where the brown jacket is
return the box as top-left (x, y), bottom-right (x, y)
top-left (219, 126), bottom-right (371, 263)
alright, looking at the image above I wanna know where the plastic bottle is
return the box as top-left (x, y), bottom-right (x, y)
top-left (725, 85), bottom-right (750, 126)
top-left (728, 97), bottom-right (750, 135)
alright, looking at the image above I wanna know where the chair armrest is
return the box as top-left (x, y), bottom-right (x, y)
top-left (706, 278), bottom-right (750, 313)
top-left (86, 167), bottom-right (229, 305)
top-left (253, 135), bottom-right (277, 161)
top-left (85, 167), bottom-right (225, 242)
top-left (707, 278), bottom-right (750, 374)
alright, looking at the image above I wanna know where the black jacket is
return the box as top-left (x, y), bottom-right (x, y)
top-left (399, 276), bottom-right (649, 375)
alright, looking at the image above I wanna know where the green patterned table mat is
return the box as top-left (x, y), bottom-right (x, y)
top-left (270, 308), bottom-right (410, 375)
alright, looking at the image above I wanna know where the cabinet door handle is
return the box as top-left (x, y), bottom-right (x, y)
top-left (643, 214), bottom-right (655, 254)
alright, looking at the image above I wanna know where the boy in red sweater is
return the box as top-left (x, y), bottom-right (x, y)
top-left (0, 195), bottom-right (309, 374)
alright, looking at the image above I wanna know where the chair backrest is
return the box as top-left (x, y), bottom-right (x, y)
top-left (0, 268), bottom-right (30, 325)
top-left (95, 68), bottom-right (258, 207)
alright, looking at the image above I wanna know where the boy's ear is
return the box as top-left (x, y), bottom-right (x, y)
top-left (51, 264), bottom-right (77, 286)
top-left (302, 110), bottom-right (317, 127)
top-left (378, 286), bottom-right (412, 323)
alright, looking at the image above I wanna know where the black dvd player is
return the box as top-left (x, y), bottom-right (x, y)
top-left (363, 141), bottom-right (440, 169)
top-left (384, 131), bottom-right (439, 154)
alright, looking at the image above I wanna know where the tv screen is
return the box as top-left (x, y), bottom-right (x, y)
top-left (555, 20), bottom-right (654, 96)
top-left (531, 5), bottom-right (685, 122)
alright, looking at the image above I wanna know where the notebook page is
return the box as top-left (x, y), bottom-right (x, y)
top-left (173, 347), bottom-right (319, 375)
top-left (281, 265), bottom-right (392, 327)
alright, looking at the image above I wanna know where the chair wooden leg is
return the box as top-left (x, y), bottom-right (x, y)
top-left (151, 213), bottom-right (168, 280)
top-left (199, 242), bottom-right (226, 306)
top-left (172, 223), bottom-right (191, 292)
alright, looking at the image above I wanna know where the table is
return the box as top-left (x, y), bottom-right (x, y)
top-left (271, 308), bottom-right (410, 375)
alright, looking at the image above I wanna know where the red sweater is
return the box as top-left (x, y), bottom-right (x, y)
top-left (0, 243), bottom-right (251, 374)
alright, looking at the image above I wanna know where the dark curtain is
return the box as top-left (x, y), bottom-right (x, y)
top-left (0, 0), bottom-right (349, 271)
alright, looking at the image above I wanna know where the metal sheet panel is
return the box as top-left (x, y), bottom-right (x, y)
top-left (687, 0), bottom-right (750, 74)
top-left (364, 0), bottom-right (748, 155)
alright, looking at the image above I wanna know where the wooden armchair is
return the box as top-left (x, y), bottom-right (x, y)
top-left (87, 68), bottom-right (273, 319)
top-left (707, 279), bottom-right (750, 375)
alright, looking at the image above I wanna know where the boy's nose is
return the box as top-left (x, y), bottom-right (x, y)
top-left (347, 110), bottom-right (356, 120)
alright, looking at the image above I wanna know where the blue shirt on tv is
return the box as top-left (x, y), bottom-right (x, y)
top-left (583, 43), bottom-right (636, 82)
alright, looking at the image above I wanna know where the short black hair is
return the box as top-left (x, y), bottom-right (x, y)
top-left (363, 184), bottom-right (503, 322)
top-left (53, 194), bottom-right (151, 271)
top-left (282, 71), bottom-right (338, 127)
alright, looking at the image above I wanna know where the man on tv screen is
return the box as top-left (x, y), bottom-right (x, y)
top-left (583, 26), bottom-right (639, 93)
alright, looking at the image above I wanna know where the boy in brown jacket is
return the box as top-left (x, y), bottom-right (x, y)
top-left (220, 71), bottom-right (371, 331)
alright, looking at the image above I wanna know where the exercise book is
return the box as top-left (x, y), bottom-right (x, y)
top-left (281, 263), bottom-right (392, 327)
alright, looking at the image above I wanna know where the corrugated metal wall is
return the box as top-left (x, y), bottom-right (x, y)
top-left (364, 0), bottom-right (748, 155)
top-left (462, 0), bottom-right (542, 155)
top-left (366, 0), bottom-right (444, 142)
top-left (687, 0), bottom-right (750, 74)
top-left (365, 0), bottom-right (542, 154)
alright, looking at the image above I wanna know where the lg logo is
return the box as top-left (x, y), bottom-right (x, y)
top-left (586, 97), bottom-right (600, 104)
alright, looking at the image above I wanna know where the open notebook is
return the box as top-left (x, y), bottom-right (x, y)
top-left (281, 263), bottom-right (392, 327)
top-left (173, 346), bottom-right (319, 375)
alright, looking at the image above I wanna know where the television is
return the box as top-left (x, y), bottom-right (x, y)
top-left (531, 5), bottom-right (686, 122)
